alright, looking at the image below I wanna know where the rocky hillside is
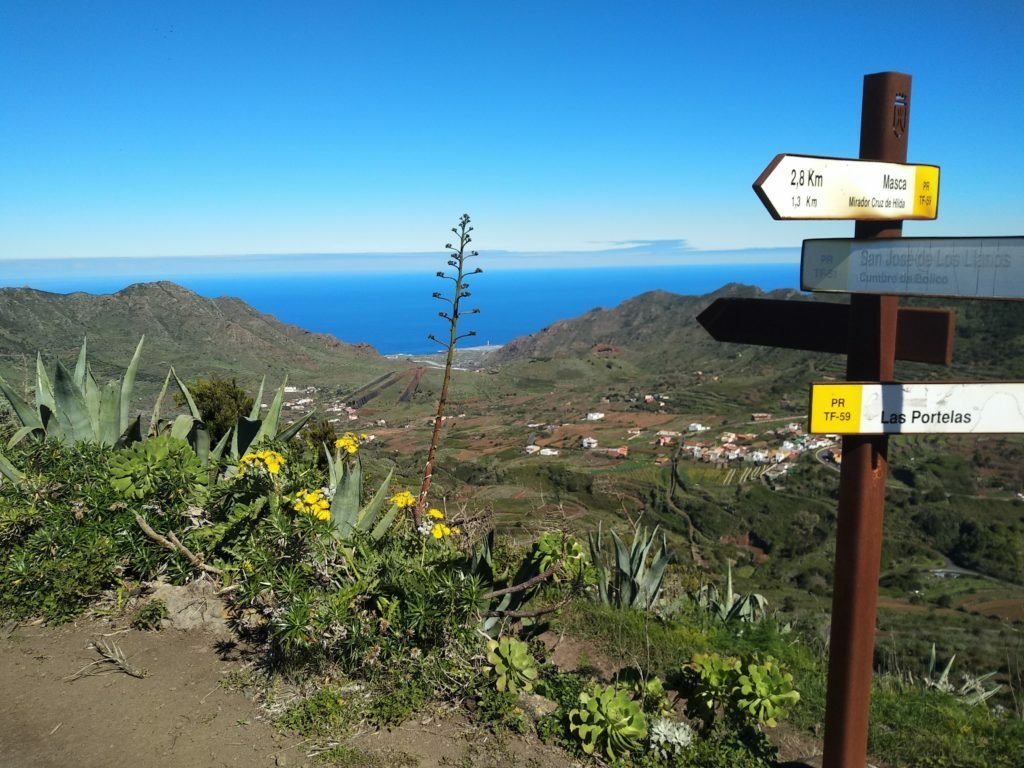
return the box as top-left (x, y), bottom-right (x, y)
top-left (0, 281), bottom-right (399, 395)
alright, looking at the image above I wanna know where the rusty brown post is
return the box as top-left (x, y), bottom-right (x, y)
top-left (822, 72), bottom-right (911, 768)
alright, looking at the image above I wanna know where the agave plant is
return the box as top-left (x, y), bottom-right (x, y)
top-left (923, 644), bottom-right (1002, 706)
top-left (587, 522), bottom-right (670, 611)
top-left (692, 561), bottom-right (769, 623)
top-left (568, 683), bottom-right (648, 761)
top-left (322, 441), bottom-right (397, 541)
top-left (0, 337), bottom-right (144, 448)
top-left (150, 372), bottom-right (312, 471)
top-left (485, 636), bottom-right (539, 693)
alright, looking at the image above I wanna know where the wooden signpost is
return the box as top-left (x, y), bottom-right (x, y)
top-left (697, 71), bottom-right (1024, 768)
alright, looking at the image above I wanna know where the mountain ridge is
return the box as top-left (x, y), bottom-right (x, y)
top-left (0, 281), bottom-right (397, 396)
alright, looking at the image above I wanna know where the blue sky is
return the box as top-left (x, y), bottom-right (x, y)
top-left (1, 1), bottom-right (1022, 267)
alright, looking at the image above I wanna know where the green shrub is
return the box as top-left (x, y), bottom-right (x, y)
top-left (174, 377), bottom-right (254, 442)
top-left (131, 598), bottom-right (168, 630)
top-left (276, 686), bottom-right (361, 738)
top-left (477, 687), bottom-right (527, 734)
top-left (870, 687), bottom-right (1024, 767)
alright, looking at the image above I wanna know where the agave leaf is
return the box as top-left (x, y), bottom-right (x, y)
top-left (73, 337), bottom-right (88, 389)
top-left (116, 416), bottom-right (142, 448)
top-left (276, 410), bottom-right (314, 442)
top-left (171, 367), bottom-right (202, 419)
top-left (234, 417), bottom-right (261, 457)
top-left (330, 456), bottom-right (362, 537)
top-left (248, 376), bottom-right (266, 420)
top-left (643, 537), bottom-right (671, 607)
top-left (610, 529), bottom-right (632, 583)
top-left (254, 379), bottom-right (287, 445)
top-left (725, 561), bottom-right (736, 612)
top-left (8, 425), bottom-right (41, 448)
top-left (370, 503), bottom-right (400, 540)
top-left (610, 529), bottom-right (633, 604)
top-left (119, 336), bottom-right (144, 432)
top-left (324, 443), bottom-right (338, 488)
top-left (35, 353), bottom-right (56, 416)
top-left (633, 526), bottom-right (660, 595)
top-left (170, 414), bottom-right (194, 440)
top-left (210, 429), bottom-right (231, 463)
top-left (82, 366), bottom-right (102, 438)
top-left (0, 451), bottom-right (24, 483)
top-left (355, 468), bottom-right (394, 532)
top-left (52, 361), bottom-right (93, 443)
top-left (98, 379), bottom-right (121, 445)
top-left (0, 373), bottom-right (44, 432)
top-left (189, 420), bottom-right (211, 465)
top-left (149, 370), bottom-right (173, 437)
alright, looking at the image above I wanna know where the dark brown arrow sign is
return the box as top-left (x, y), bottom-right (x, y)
top-left (697, 297), bottom-right (954, 365)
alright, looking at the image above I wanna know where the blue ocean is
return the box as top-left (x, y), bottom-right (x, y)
top-left (6, 264), bottom-right (799, 355)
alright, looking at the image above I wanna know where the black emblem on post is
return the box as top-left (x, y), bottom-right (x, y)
top-left (892, 92), bottom-right (908, 139)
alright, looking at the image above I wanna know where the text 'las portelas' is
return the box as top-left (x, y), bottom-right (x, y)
top-left (809, 383), bottom-right (1024, 435)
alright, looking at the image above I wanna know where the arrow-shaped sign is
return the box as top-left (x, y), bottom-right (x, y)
top-left (753, 154), bottom-right (939, 221)
top-left (697, 297), bottom-right (954, 365)
top-left (801, 237), bottom-right (1024, 300)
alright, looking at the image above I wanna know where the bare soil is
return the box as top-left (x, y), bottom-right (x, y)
top-left (0, 620), bottom-right (577, 768)
top-left (0, 619), bottom-right (297, 768)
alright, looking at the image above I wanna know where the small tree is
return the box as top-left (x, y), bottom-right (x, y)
top-left (174, 377), bottom-right (254, 441)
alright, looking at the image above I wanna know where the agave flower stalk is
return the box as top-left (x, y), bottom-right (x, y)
top-left (415, 214), bottom-right (482, 525)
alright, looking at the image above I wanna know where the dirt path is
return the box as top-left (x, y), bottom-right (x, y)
top-left (0, 619), bottom-right (301, 768)
top-left (0, 620), bottom-right (578, 768)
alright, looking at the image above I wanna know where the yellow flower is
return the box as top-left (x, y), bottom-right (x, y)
top-left (239, 450), bottom-right (285, 476)
top-left (430, 523), bottom-right (453, 539)
top-left (335, 432), bottom-right (363, 455)
top-left (427, 508), bottom-right (445, 520)
top-left (242, 559), bottom-right (254, 574)
top-left (291, 488), bottom-right (331, 521)
top-left (390, 490), bottom-right (416, 509)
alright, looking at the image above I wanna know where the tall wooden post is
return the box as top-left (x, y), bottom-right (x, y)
top-left (822, 71), bottom-right (910, 768)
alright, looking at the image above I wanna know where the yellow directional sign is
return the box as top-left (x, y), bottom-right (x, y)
top-left (810, 382), bottom-right (1024, 434)
top-left (754, 154), bottom-right (939, 221)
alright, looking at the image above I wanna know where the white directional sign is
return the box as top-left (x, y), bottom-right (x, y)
top-left (809, 382), bottom-right (1024, 435)
top-left (801, 237), bottom-right (1024, 300)
top-left (754, 154), bottom-right (939, 221)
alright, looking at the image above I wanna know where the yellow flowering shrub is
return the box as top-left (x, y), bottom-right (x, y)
top-left (292, 488), bottom-right (331, 521)
top-left (239, 449), bottom-right (285, 476)
top-left (429, 522), bottom-right (459, 539)
top-left (335, 432), bottom-right (368, 455)
top-left (390, 490), bottom-right (416, 509)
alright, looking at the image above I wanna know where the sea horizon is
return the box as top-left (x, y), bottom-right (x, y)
top-left (2, 263), bottom-right (799, 355)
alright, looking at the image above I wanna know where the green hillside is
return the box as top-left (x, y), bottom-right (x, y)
top-left (0, 281), bottom-right (402, 400)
